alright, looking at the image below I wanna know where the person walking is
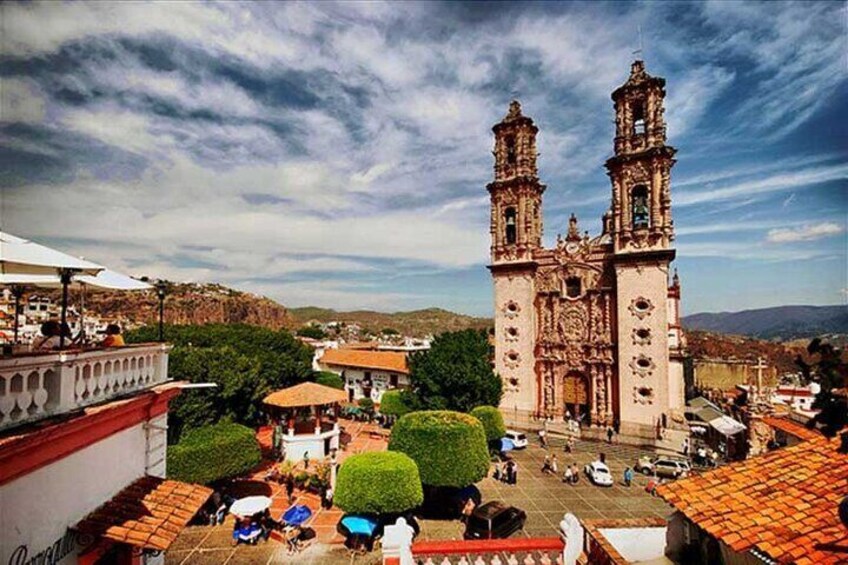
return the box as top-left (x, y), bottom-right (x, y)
top-left (563, 465), bottom-right (573, 484)
top-left (538, 427), bottom-right (548, 449)
top-left (682, 437), bottom-right (690, 457)
top-left (303, 451), bottom-right (310, 469)
top-left (550, 455), bottom-right (559, 475)
top-left (570, 463), bottom-right (579, 484)
top-left (564, 437), bottom-right (574, 454)
top-left (606, 426), bottom-right (614, 444)
top-left (624, 466), bottom-right (634, 487)
top-left (542, 454), bottom-right (552, 474)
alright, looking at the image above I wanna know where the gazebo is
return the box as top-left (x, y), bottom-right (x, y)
top-left (263, 382), bottom-right (347, 463)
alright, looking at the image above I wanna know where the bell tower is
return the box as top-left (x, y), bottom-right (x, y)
top-left (607, 61), bottom-right (680, 434)
top-left (605, 60), bottom-right (676, 253)
top-left (488, 101), bottom-right (545, 264)
top-left (488, 101), bottom-right (543, 417)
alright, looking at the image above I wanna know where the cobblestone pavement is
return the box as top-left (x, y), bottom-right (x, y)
top-left (166, 435), bottom-right (675, 564)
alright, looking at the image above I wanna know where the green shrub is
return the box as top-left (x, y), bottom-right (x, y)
top-left (315, 371), bottom-right (345, 390)
top-left (358, 397), bottom-right (375, 415)
top-left (470, 405), bottom-right (506, 442)
top-left (335, 452), bottom-right (423, 514)
top-left (297, 325), bottom-right (326, 339)
top-left (389, 410), bottom-right (489, 487)
top-left (379, 390), bottom-right (411, 417)
top-left (167, 422), bottom-right (261, 484)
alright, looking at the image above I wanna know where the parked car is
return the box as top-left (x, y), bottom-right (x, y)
top-left (464, 501), bottom-right (527, 540)
top-left (637, 456), bottom-right (691, 479)
top-left (583, 461), bottom-right (614, 486)
top-left (504, 430), bottom-right (528, 450)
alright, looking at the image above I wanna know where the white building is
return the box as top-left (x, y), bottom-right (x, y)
top-left (0, 344), bottom-right (210, 565)
top-left (317, 348), bottom-right (409, 403)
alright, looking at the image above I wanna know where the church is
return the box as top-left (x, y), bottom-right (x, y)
top-left (489, 61), bottom-right (686, 438)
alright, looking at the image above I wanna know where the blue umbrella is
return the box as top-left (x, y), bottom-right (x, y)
top-left (281, 505), bottom-right (312, 526)
top-left (340, 515), bottom-right (378, 537)
top-left (500, 437), bottom-right (516, 452)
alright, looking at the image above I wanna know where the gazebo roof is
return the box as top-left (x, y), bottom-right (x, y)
top-left (263, 381), bottom-right (347, 409)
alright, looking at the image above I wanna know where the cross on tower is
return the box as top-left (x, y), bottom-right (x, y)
top-left (752, 357), bottom-right (768, 403)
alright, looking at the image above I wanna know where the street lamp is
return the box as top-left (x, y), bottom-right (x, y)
top-left (155, 281), bottom-right (167, 342)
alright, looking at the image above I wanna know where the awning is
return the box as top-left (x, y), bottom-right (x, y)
top-left (0, 231), bottom-right (104, 276)
top-left (710, 415), bottom-right (746, 436)
top-left (0, 269), bottom-right (151, 291)
top-left (74, 476), bottom-right (212, 552)
top-left (263, 381), bottom-right (348, 409)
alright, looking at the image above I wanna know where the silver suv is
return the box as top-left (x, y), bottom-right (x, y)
top-left (637, 456), bottom-right (691, 478)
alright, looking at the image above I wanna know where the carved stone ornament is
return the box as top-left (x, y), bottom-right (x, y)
top-left (558, 305), bottom-right (586, 341)
top-left (631, 327), bottom-right (652, 345)
top-left (633, 385), bottom-right (654, 405)
top-left (504, 350), bottom-right (521, 369)
top-left (630, 355), bottom-right (655, 377)
top-left (503, 300), bottom-right (521, 319)
top-left (505, 326), bottom-right (519, 342)
top-left (629, 297), bottom-right (654, 319)
top-left (536, 268), bottom-right (559, 293)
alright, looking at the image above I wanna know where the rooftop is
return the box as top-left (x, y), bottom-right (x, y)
top-left (319, 348), bottom-right (408, 374)
top-left (762, 416), bottom-right (821, 442)
top-left (74, 476), bottom-right (212, 552)
top-left (657, 432), bottom-right (848, 565)
top-left (263, 381), bottom-right (348, 409)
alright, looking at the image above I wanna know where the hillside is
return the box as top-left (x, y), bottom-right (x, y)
top-left (686, 330), bottom-right (809, 375)
top-left (288, 306), bottom-right (492, 337)
top-left (683, 305), bottom-right (847, 340)
top-left (49, 282), bottom-right (292, 330)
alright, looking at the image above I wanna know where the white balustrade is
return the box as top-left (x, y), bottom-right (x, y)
top-left (0, 344), bottom-right (170, 431)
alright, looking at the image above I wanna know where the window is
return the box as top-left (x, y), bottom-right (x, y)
top-left (632, 185), bottom-right (649, 229)
top-left (632, 100), bottom-right (646, 135)
top-left (505, 135), bottom-right (517, 165)
top-left (565, 277), bottom-right (581, 298)
top-left (390, 374), bottom-right (398, 387)
top-left (505, 207), bottom-right (517, 244)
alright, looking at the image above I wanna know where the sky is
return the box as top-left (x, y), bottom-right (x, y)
top-left (1, 1), bottom-right (846, 317)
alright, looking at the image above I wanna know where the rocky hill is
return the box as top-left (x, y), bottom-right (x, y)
top-left (288, 306), bottom-right (492, 337)
top-left (683, 305), bottom-right (847, 340)
top-left (686, 330), bottom-right (809, 375)
top-left (51, 282), bottom-right (292, 330)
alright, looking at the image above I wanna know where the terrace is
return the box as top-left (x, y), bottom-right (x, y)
top-left (0, 343), bottom-right (170, 432)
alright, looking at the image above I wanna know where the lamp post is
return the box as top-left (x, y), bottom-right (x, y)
top-left (155, 281), bottom-right (167, 342)
top-left (58, 268), bottom-right (74, 350)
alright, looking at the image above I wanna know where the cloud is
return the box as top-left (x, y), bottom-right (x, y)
top-left (766, 222), bottom-right (844, 244)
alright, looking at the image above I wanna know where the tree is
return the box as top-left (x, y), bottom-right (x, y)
top-left (388, 410), bottom-right (489, 487)
top-left (381, 328), bottom-right (400, 336)
top-left (334, 452), bottom-right (423, 514)
top-left (297, 324), bottom-right (327, 339)
top-left (127, 324), bottom-right (313, 443)
top-left (797, 338), bottom-right (847, 438)
top-left (405, 329), bottom-right (502, 413)
top-left (470, 405), bottom-right (506, 443)
top-left (168, 421), bottom-right (262, 484)
top-left (315, 371), bottom-right (345, 390)
top-left (380, 390), bottom-right (411, 418)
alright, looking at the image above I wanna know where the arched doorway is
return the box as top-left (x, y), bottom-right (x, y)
top-left (562, 371), bottom-right (589, 423)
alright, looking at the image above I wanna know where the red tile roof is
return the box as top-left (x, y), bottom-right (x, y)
top-left (320, 348), bottom-right (408, 374)
top-left (762, 416), bottom-right (821, 442)
top-left (74, 476), bottom-right (212, 551)
top-left (263, 381), bottom-right (348, 408)
top-left (657, 433), bottom-right (848, 565)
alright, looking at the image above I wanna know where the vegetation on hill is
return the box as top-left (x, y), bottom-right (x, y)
top-left (683, 305), bottom-right (848, 340)
top-left (127, 324), bottom-right (313, 443)
top-left (403, 329), bottom-right (502, 412)
top-left (288, 306), bottom-right (492, 338)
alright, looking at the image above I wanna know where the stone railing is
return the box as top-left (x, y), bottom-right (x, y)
top-left (0, 344), bottom-right (170, 431)
top-left (382, 514), bottom-right (584, 565)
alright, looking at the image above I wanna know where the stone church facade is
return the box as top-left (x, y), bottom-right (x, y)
top-left (489, 61), bottom-right (686, 436)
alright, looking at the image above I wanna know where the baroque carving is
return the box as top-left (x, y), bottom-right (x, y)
top-left (632, 327), bottom-right (652, 345)
top-left (630, 355), bottom-right (656, 377)
top-left (633, 385), bottom-right (654, 405)
top-left (558, 305), bottom-right (586, 342)
top-left (629, 297), bottom-right (654, 319)
top-left (505, 326), bottom-right (519, 342)
top-left (504, 350), bottom-right (521, 369)
top-left (503, 300), bottom-right (521, 318)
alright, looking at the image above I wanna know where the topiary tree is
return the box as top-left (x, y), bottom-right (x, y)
top-left (335, 452), bottom-right (424, 514)
top-left (389, 410), bottom-right (489, 487)
top-left (315, 371), bottom-right (345, 390)
top-left (167, 421), bottom-right (262, 484)
top-left (470, 405), bottom-right (506, 443)
top-left (380, 390), bottom-right (411, 418)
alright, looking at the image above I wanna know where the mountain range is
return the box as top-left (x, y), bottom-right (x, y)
top-left (682, 305), bottom-right (847, 341)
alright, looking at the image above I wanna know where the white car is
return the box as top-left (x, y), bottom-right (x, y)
top-left (584, 461), bottom-right (614, 486)
top-left (504, 430), bottom-right (528, 450)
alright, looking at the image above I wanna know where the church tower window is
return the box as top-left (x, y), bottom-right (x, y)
top-left (505, 135), bottom-right (517, 165)
top-left (565, 277), bottom-right (581, 298)
top-left (632, 185), bottom-right (649, 229)
top-left (632, 99), bottom-right (646, 136)
top-left (505, 207), bottom-right (517, 244)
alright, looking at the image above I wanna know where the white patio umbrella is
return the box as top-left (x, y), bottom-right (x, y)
top-left (0, 270), bottom-right (152, 343)
top-left (229, 496), bottom-right (272, 518)
top-left (0, 231), bottom-right (104, 347)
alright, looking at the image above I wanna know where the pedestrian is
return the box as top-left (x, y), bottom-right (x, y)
top-left (599, 452), bottom-right (606, 464)
top-left (551, 455), bottom-right (559, 475)
top-left (461, 498), bottom-right (476, 524)
top-left (606, 426), bottom-right (614, 444)
top-left (682, 437), bottom-right (690, 456)
top-left (303, 451), bottom-right (310, 469)
top-left (323, 485), bottom-right (334, 509)
top-left (539, 427), bottom-right (548, 449)
top-left (508, 461), bottom-right (517, 485)
top-left (624, 467), bottom-right (634, 487)
top-left (570, 463), bottom-right (579, 484)
top-left (563, 465), bottom-right (573, 484)
top-left (285, 475), bottom-right (295, 505)
top-left (542, 454), bottom-right (551, 474)
top-left (564, 437), bottom-right (573, 453)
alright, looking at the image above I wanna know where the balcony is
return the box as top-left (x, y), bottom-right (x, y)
top-left (0, 343), bottom-right (170, 432)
